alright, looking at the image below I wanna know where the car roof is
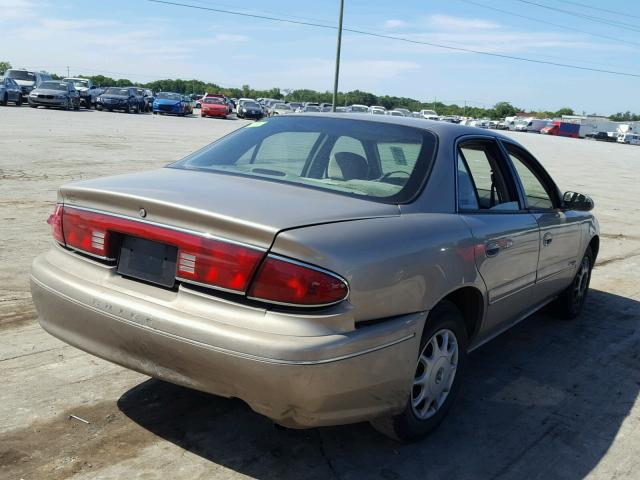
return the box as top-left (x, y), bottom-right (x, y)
top-left (291, 112), bottom-right (514, 142)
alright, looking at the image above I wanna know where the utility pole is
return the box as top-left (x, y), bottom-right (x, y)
top-left (67, 66), bottom-right (70, 78)
top-left (331, 0), bottom-right (344, 112)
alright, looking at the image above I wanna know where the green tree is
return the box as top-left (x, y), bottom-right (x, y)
top-left (555, 107), bottom-right (574, 116)
top-left (0, 61), bottom-right (11, 75)
top-left (493, 102), bottom-right (517, 118)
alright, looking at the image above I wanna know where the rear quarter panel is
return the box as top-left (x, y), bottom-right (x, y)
top-left (271, 213), bottom-right (485, 324)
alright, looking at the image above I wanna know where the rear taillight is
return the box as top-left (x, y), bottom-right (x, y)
top-left (248, 255), bottom-right (349, 307)
top-left (47, 204), bottom-right (65, 244)
top-left (54, 206), bottom-right (265, 293)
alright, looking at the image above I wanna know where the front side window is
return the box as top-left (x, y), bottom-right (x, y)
top-left (504, 144), bottom-right (555, 210)
top-left (172, 116), bottom-right (436, 203)
top-left (457, 140), bottom-right (519, 211)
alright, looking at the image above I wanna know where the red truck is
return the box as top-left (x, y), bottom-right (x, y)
top-left (540, 121), bottom-right (580, 138)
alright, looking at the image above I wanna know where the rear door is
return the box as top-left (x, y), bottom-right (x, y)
top-left (456, 137), bottom-right (541, 342)
top-left (501, 141), bottom-right (581, 301)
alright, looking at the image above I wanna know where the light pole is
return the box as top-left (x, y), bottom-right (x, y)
top-left (331, 0), bottom-right (344, 112)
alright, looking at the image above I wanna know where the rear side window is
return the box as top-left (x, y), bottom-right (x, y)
top-left (457, 140), bottom-right (519, 211)
top-left (172, 116), bottom-right (437, 203)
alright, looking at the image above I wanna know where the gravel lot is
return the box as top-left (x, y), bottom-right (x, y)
top-left (1, 106), bottom-right (639, 480)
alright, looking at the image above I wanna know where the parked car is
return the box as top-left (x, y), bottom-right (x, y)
top-left (270, 103), bottom-right (293, 116)
top-left (5, 69), bottom-right (51, 100)
top-left (136, 88), bottom-right (154, 112)
top-left (387, 110), bottom-right (405, 117)
top-left (541, 121), bottom-right (580, 138)
top-left (301, 105), bottom-right (321, 113)
top-left (152, 92), bottom-right (192, 116)
top-left (0, 76), bottom-right (23, 106)
top-left (420, 109), bottom-right (439, 120)
top-left (96, 87), bottom-right (143, 113)
top-left (31, 115), bottom-right (598, 443)
top-left (288, 102), bottom-right (303, 111)
top-left (200, 96), bottom-right (229, 119)
top-left (28, 81), bottom-right (80, 110)
top-left (237, 100), bottom-right (263, 119)
top-left (62, 78), bottom-right (103, 108)
top-left (347, 104), bottom-right (369, 113)
top-left (586, 131), bottom-right (617, 142)
top-left (617, 132), bottom-right (640, 145)
top-left (369, 106), bottom-right (385, 115)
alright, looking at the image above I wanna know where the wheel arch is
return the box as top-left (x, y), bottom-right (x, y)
top-left (588, 234), bottom-right (599, 263)
top-left (435, 286), bottom-right (485, 344)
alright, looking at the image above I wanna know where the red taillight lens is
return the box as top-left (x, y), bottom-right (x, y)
top-left (47, 204), bottom-right (65, 245)
top-left (58, 206), bottom-right (264, 293)
top-left (248, 255), bottom-right (349, 307)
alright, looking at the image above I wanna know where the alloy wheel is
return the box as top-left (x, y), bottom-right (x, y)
top-left (411, 329), bottom-right (459, 420)
top-left (572, 255), bottom-right (590, 308)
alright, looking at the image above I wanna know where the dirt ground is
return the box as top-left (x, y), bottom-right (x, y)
top-left (1, 106), bottom-right (639, 480)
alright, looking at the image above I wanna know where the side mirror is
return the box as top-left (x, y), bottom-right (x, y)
top-left (563, 191), bottom-right (594, 211)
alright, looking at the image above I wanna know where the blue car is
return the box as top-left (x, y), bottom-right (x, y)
top-left (152, 92), bottom-right (193, 116)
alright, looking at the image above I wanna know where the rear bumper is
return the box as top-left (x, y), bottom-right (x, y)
top-left (30, 248), bottom-right (422, 427)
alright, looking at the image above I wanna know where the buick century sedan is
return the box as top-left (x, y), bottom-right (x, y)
top-left (30, 115), bottom-right (598, 442)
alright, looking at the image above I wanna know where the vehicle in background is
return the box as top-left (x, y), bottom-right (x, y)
top-left (522, 119), bottom-right (549, 133)
top-left (288, 102), bottom-right (303, 111)
top-left (5, 69), bottom-right (51, 100)
top-left (236, 98), bottom-right (255, 109)
top-left (496, 121), bottom-right (510, 130)
top-left (201, 96), bottom-right (229, 119)
top-left (153, 92), bottom-right (192, 116)
top-left (347, 104), bottom-right (369, 113)
top-left (387, 110), bottom-right (405, 117)
top-left (28, 81), bottom-right (80, 110)
top-left (369, 106), bottom-right (385, 115)
top-left (270, 103), bottom-right (293, 116)
top-left (192, 94), bottom-right (203, 108)
top-left (394, 108), bottom-right (412, 116)
top-left (62, 78), bottom-right (103, 108)
top-left (237, 100), bottom-right (263, 119)
top-left (617, 133), bottom-right (640, 145)
top-left (420, 109), bottom-right (438, 120)
top-left (335, 106), bottom-right (347, 113)
top-left (321, 105), bottom-right (333, 112)
top-left (136, 88), bottom-right (154, 112)
top-left (541, 121), bottom-right (580, 138)
top-left (0, 76), bottom-right (22, 106)
top-left (319, 103), bottom-right (333, 110)
top-left (96, 87), bottom-right (143, 113)
top-left (411, 112), bottom-right (422, 118)
top-left (301, 105), bottom-right (321, 113)
top-left (585, 131), bottom-right (617, 142)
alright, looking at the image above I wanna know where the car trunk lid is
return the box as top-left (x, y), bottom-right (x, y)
top-left (59, 167), bottom-right (399, 249)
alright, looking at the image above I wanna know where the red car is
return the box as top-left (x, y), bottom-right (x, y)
top-left (201, 97), bottom-right (229, 118)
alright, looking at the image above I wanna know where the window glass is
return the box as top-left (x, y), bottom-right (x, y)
top-left (172, 116), bottom-right (436, 203)
top-left (458, 142), bottom-right (518, 211)
top-left (377, 143), bottom-right (421, 177)
top-left (506, 147), bottom-right (554, 209)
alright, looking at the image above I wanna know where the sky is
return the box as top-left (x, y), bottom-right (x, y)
top-left (1, 0), bottom-right (639, 114)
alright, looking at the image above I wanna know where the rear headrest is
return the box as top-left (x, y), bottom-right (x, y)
top-left (334, 152), bottom-right (369, 180)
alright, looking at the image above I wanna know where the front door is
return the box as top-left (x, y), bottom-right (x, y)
top-left (456, 138), bottom-right (541, 343)
top-left (502, 142), bottom-right (582, 301)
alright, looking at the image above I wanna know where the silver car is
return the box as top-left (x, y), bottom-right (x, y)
top-left (30, 115), bottom-right (598, 442)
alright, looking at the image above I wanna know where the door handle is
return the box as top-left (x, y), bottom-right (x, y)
top-left (543, 232), bottom-right (553, 246)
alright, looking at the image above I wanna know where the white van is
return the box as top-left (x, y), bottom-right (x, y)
top-left (617, 133), bottom-right (640, 145)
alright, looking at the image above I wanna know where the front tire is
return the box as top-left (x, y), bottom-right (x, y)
top-left (16, 95), bottom-right (22, 106)
top-left (1, 93), bottom-right (8, 106)
top-left (553, 246), bottom-right (593, 319)
top-left (371, 301), bottom-right (468, 442)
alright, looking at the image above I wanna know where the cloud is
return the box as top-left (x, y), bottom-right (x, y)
top-left (0, 0), bottom-right (37, 21)
top-left (384, 19), bottom-right (407, 29)
top-left (428, 14), bottom-right (499, 31)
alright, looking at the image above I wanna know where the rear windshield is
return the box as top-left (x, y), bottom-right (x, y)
top-left (104, 87), bottom-right (128, 95)
top-left (171, 116), bottom-right (436, 203)
top-left (204, 97), bottom-right (224, 104)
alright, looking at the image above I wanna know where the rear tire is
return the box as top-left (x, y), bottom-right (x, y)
top-left (553, 246), bottom-right (593, 319)
top-left (371, 301), bottom-right (468, 442)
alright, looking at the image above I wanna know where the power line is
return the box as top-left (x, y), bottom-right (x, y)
top-left (556, 0), bottom-right (640, 21)
top-left (459, 0), bottom-right (640, 48)
top-left (513, 0), bottom-right (640, 34)
top-left (148, 0), bottom-right (640, 78)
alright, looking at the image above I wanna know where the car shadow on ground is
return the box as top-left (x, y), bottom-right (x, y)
top-left (118, 289), bottom-right (640, 480)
